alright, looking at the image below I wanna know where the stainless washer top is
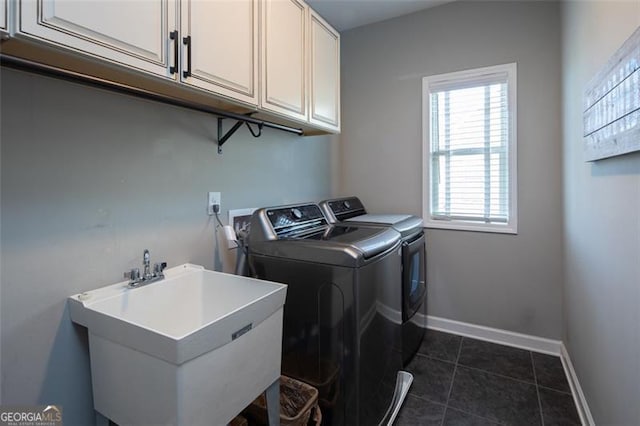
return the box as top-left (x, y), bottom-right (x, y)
top-left (248, 203), bottom-right (401, 267)
top-left (319, 197), bottom-right (424, 239)
top-left (345, 214), bottom-right (423, 238)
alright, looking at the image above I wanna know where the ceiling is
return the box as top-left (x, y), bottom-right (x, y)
top-left (305, 0), bottom-right (453, 32)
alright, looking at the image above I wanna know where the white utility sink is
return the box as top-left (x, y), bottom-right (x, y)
top-left (69, 263), bottom-right (287, 426)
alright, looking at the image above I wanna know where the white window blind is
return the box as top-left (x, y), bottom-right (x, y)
top-left (422, 63), bottom-right (517, 234)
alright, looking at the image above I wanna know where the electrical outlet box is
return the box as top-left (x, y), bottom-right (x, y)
top-left (207, 192), bottom-right (221, 215)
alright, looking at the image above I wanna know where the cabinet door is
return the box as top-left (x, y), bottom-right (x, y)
top-left (309, 9), bottom-right (340, 131)
top-left (260, 0), bottom-right (307, 121)
top-left (181, 0), bottom-right (258, 106)
top-left (19, 0), bottom-right (177, 78)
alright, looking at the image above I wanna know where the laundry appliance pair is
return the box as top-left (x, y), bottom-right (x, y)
top-left (247, 198), bottom-right (426, 425)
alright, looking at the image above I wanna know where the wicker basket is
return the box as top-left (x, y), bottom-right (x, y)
top-left (229, 414), bottom-right (248, 426)
top-left (246, 376), bottom-right (319, 426)
top-left (282, 353), bottom-right (340, 409)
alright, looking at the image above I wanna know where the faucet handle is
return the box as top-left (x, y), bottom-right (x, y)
top-left (154, 262), bottom-right (167, 275)
top-left (124, 268), bottom-right (141, 281)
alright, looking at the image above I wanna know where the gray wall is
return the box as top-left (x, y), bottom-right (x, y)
top-left (562, 2), bottom-right (640, 424)
top-left (339, 1), bottom-right (564, 338)
top-left (0, 68), bottom-right (333, 424)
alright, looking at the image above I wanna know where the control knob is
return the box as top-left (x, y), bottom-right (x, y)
top-left (291, 208), bottom-right (303, 219)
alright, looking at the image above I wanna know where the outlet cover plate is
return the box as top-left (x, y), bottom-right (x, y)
top-left (207, 192), bottom-right (221, 215)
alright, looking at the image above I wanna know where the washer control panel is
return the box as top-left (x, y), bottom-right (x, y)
top-left (266, 204), bottom-right (327, 237)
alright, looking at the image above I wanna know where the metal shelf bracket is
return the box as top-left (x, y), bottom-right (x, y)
top-left (217, 114), bottom-right (265, 154)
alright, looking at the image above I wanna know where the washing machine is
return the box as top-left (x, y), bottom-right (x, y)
top-left (319, 197), bottom-right (427, 366)
top-left (248, 203), bottom-right (412, 426)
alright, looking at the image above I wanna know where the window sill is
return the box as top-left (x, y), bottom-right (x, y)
top-left (424, 219), bottom-right (518, 235)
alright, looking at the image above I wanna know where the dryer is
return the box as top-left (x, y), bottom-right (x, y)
top-left (319, 197), bottom-right (427, 366)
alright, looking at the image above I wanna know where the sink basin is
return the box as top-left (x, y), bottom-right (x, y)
top-left (69, 263), bottom-right (287, 425)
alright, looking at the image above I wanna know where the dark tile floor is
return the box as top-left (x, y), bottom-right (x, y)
top-left (397, 330), bottom-right (582, 426)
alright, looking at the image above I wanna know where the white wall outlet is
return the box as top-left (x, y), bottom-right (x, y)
top-left (207, 192), bottom-right (221, 215)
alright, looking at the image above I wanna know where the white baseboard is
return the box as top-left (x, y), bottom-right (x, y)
top-left (423, 314), bottom-right (562, 355)
top-left (561, 344), bottom-right (595, 426)
top-left (421, 314), bottom-right (594, 426)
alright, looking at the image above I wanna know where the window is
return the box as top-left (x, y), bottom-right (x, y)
top-left (422, 63), bottom-right (517, 234)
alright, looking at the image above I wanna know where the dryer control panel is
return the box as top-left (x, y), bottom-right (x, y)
top-left (323, 197), bottom-right (366, 221)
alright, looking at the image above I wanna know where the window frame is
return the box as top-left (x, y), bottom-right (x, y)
top-left (421, 63), bottom-right (518, 234)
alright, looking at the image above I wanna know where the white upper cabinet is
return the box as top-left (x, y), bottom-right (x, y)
top-left (15, 0), bottom-right (340, 133)
top-left (309, 9), bottom-right (340, 131)
top-left (180, 0), bottom-right (258, 106)
top-left (19, 0), bottom-right (177, 79)
top-left (260, 0), bottom-right (308, 121)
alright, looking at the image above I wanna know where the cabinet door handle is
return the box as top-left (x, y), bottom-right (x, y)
top-left (183, 35), bottom-right (192, 78)
top-left (169, 30), bottom-right (179, 75)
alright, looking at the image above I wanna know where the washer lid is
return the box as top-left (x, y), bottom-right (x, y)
top-left (250, 225), bottom-right (401, 267)
top-left (344, 214), bottom-right (424, 237)
top-left (299, 225), bottom-right (400, 258)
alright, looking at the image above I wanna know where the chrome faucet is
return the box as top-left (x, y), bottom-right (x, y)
top-left (125, 249), bottom-right (167, 288)
top-left (143, 249), bottom-right (152, 280)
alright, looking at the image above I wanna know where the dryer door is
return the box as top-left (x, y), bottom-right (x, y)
top-left (402, 233), bottom-right (427, 321)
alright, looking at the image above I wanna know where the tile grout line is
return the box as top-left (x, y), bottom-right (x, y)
top-left (413, 351), bottom-right (457, 367)
top-left (453, 362), bottom-right (537, 387)
top-left (407, 393), bottom-right (448, 408)
top-left (407, 390), bottom-right (506, 426)
top-left (427, 331), bottom-right (539, 386)
top-left (538, 384), bottom-right (573, 396)
top-left (439, 336), bottom-right (464, 426)
top-left (442, 405), bottom-right (508, 426)
top-left (531, 351), bottom-right (545, 426)
top-left (415, 344), bottom-right (542, 387)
